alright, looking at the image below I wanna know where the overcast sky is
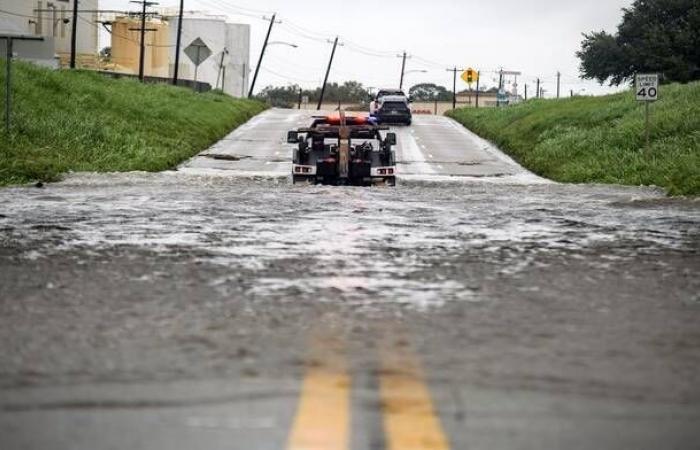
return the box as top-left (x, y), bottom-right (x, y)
top-left (101, 0), bottom-right (633, 96)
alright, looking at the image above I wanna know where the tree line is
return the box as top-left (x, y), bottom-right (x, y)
top-left (255, 82), bottom-right (496, 107)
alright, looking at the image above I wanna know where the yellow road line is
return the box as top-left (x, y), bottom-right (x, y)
top-left (379, 334), bottom-right (450, 450)
top-left (287, 333), bottom-right (351, 450)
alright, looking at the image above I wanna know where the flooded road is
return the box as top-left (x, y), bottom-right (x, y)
top-left (1, 109), bottom-right (699, 449)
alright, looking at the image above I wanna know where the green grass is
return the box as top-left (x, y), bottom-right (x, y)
top-left (0, 60), bottom-right (267, 186)
top-left (447, 82), bottom-right (700, 196)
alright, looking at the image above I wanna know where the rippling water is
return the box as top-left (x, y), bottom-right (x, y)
top-left (1, 172), bottom-right (698, 309)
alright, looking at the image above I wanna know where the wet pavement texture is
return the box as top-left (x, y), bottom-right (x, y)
top-left (1, 109), bottom-right (699, 449)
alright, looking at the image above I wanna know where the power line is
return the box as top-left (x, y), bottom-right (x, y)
top-left (259, 66), bottom-right (319, 84)
top-left (277, 22), bottom-right (329, 43)
top-left (0, 9), bottom-right (36, 19)
top-left (196, 0), bottom-right (267, 20)
top-left (199, 0), bottom-right (272, 16)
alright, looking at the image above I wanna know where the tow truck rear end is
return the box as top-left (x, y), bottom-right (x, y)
top-left (288, 111), bottom-right (397, 186)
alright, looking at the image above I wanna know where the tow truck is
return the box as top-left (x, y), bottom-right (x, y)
top-left (288, 111), bottom-right (397, 186)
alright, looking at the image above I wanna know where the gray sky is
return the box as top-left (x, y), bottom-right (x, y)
top-left (102, 0), bottom-right (633, 96)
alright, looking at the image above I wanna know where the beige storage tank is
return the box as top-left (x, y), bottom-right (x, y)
top-left (110, 16), bottom-right (169, 77)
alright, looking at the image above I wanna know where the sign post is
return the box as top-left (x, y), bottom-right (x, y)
top-left (461, 68), bottom-right (478, 106)
top-left (635, 73), bottom-right (658, 152)
top-left (184, 38), bottom-right (212, 92)
top-left (2, 34), bottom-right (44, 134)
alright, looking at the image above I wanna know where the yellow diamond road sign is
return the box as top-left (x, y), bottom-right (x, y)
top-left (461, 68), bottom-right (478, 84)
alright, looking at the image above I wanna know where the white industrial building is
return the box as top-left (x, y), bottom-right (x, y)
top-left (0, 0), bottom-right (99, 67)
top-left (1, 2), bottom-right (251, 98)
top-left (165, 13), bottom-right (250, 97)
top-left (106, 9), bottom-right (251, 98)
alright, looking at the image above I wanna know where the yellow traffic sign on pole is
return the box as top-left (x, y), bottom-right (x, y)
top-left (461, 68), bottom-right (479, 84)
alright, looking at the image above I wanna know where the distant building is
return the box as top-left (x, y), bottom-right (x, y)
top-left (107, 11), bottom-right (250, 97)
top-left (457, 88), bottom-right (522, 107)
top-left (0, 0), bottom-right (99, 67)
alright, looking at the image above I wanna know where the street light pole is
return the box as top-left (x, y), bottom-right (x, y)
top-left (399, 51), bottom-right (407, 90)
top-left (401, 69), bottom-right (427, 95)
top-left (248, 13), bottom-right (276, 98)
top-left (317, 36), bottom-right (339, 110)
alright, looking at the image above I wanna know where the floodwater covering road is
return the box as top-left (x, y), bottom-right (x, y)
top-left (1, 109), bottom-right (699, 450)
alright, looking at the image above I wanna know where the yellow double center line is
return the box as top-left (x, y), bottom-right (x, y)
top-left (286, 333), bottom-right (351, 450)
top-left (379, 336), bottom-right (450, 450)
top-left (287, 328), bottom-right (449, 450)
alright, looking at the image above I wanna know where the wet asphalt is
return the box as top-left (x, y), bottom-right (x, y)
top-left (1, 109), bottom-right (699, 449)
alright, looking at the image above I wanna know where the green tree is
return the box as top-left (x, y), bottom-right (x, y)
top-left (256, 84), bottom-right (301, 108)
top-left (408, 83), bottom-right (452, 101)
top-left (577, 0), bottom-right (700, 85)
top-left (255, 81), bottom-right (372, 107)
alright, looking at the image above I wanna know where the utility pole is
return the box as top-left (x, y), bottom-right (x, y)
top-left (215, 48), bottom-right (228, 90)
top-left (451, 67), bottom-right (457, 109)
top-left (241, 63), bottom-right (246, 97)
top-left (525, 84), bottom-right (528, 101)
top-left (497, 68), bottom-right (504, 107)
top-left (248, 14), bottom-right (276, 98)
top-left (556, 71), bottom-right (561, 98)
top-left (4, 38), bottom-right (11, 134)
top-left (297, 87), bottom-right (303, 110)
top-left (536, 78), bottom-right (540, 99)
top-left (130, 1), bottom-right (158, 82)
top-left (69, 0), bottom-right (78, 68)
top-left (398, 51), bottom-right (407, 90)
top-left (446, 67), bottom-right (466, 110)
top-left (172, 0), bottom-right (184, 85)
top-left (317, 36), bottom-right (339, 110)
top-left (3, 35), bottom-right (44, 134)
top-left (475, 71), bottom-right (480, 108)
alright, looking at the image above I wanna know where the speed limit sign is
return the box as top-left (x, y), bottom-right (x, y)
top-left (636, 73), bottom-right (658, 101)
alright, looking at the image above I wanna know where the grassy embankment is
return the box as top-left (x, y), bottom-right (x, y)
top-left (447, 82), bottom-right (699, 196)
top-left (0, 60), bottom-right (266, 186)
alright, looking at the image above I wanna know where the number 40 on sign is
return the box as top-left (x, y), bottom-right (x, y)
top-left (636, 73), bottom-right (658, 102)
